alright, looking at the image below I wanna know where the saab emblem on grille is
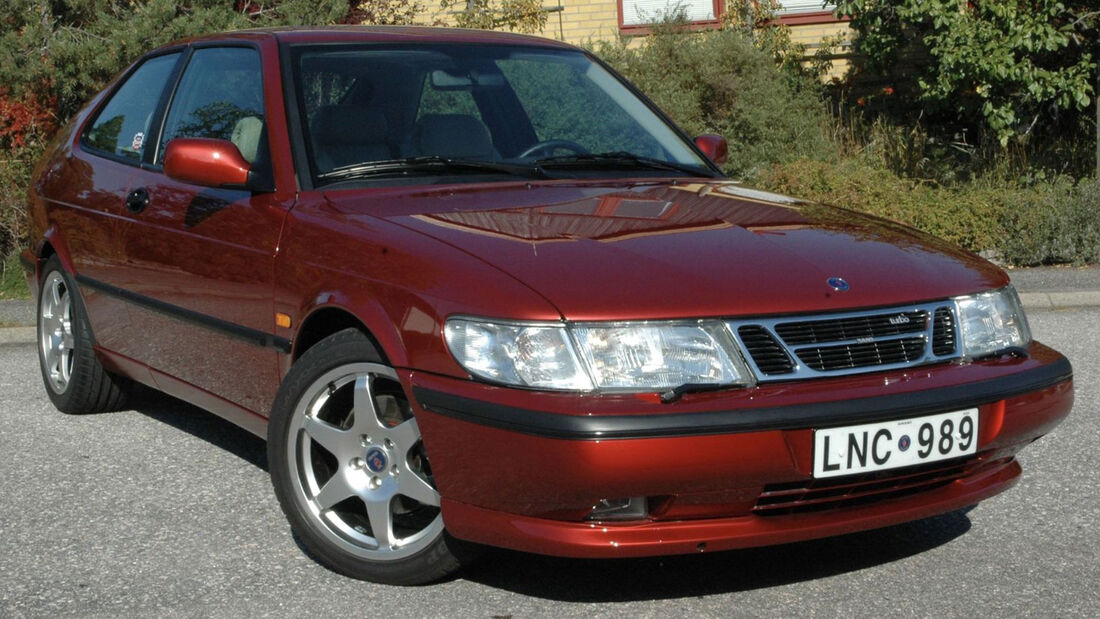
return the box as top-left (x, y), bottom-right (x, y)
top-left (889, 314), bottom-right (911, 325)
top-left (827, 277), bottom-right (850, 292)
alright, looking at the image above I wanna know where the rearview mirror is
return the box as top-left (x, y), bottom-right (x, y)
top-left (164, 138), bottom-right (269, 192)
top-left (694, 134), bottom-right (728, 167)
top-left (429, 69), bottom-right (504, 90)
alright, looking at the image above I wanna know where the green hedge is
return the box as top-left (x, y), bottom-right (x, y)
top-left (593, 29), bottom-right (835, 179)
top-left (756, 158), bottom-right (1099, 266)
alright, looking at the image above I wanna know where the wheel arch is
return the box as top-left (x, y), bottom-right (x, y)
top-left (38, 228), bottom-right (74, 275)
top-left (291, 305), bottom-right (394, 366)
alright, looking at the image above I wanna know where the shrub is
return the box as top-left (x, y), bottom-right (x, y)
top-left (999, 179), bottom-right (1100, 266)
top-left (593, 29), bottom-right (836, 179)
top-left (757, 157), bottom-right (1096, 266)
top-left (0, 155), bottom-right (32, 259)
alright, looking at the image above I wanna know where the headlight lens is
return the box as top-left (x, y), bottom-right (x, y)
top-left (443, 320), bottom-right (592, 390)
top-left (572, 323), bottom-right (750, 390)
top-left (444, 318), bottom-right (754, 392)
top-left (954, 286), bottom-right (1030, 358)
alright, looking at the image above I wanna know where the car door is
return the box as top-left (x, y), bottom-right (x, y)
top-left (45, 51), bottom-right (183, 354)
top-left (112, 44), bottom-right (292, 415)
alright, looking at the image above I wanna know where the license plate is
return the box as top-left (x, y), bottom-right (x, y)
top-left (813, 409), bottom-right (979, 478)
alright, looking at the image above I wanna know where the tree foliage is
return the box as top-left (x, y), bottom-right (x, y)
top-left (834, 0), bottom-right (1100, 146)
top-left (594, 28), bottom-right (835, 178)
top-left (437, 0), bottom-right (547, 32)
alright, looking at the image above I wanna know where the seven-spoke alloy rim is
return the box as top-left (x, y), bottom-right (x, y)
top-left (39, 271), bottom-right (74, 394)
top-left (287, 362), bottom-right (443, 561)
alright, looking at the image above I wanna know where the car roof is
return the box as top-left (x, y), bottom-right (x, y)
top-left (165, 25), bottom-right (577, 50)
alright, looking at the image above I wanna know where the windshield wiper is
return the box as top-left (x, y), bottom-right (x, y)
top-left (659, 382), bottom-right (731, 403)
top-left (317, 155), bottom-right (549, 182)
top-left (535, 151), bottom-right (715, 177)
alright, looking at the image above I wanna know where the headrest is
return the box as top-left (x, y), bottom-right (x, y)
top-left (231, 116), bottom-right (263, 163)
top-left (414, 114), bottom-right (493, 159)
top-left (311, 105), bottom-right (388, 146)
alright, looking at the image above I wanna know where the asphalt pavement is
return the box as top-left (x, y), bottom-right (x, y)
top-left (0, 300), bottom-right (1097, 616)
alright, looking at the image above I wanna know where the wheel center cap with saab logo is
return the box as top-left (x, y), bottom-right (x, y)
top-left (827, 277), bottom-right (850, 292)
top-left (365, 446), bottom-right (388, 473)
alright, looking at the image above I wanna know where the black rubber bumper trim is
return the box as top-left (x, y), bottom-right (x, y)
top-left (413, 357), bottom-right (1072, 440)
top-left (75, 274), bottom-right (292, 354)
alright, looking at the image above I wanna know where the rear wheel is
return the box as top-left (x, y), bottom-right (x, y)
top-left (37, 256), bottom-right (129, 414)
top-left (268, 328), bottom-right (478, 585)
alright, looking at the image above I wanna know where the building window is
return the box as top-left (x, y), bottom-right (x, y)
top-left (619, 0), bottom-right (721, 28)
top-left (775, 1), bottom-right (837, 16)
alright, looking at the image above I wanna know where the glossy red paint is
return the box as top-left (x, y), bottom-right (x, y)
top-left (694, 133), bottom-right (728, 166)
top-left (440, 458), bottom-right (1021, 558)
top-left (25, 27), bottom-right (1073, 572)
top-left (324, 179), bottom-right (1007, 322)
top-left (405, 342), bottom-right (1071, 519)
top-left (163, 138), bottom-right (252, 188)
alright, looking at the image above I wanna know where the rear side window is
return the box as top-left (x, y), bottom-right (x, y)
top-left (84, 53), bottom-right (181, 162)
top-left (158, 47), bottom-right (265, 163)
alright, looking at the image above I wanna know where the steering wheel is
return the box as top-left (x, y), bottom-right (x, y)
top-left (518, 139), bottom-right (589, 159)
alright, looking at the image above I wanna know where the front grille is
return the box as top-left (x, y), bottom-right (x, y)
top-left (932, 307), bottom-right (956, 356)
top-left (737, 325), bottom-right (795, 375)
top-left (775, 310), bottom-right (927, 345)
top-left (753, 456), bottom-right (1004, 516)
top-left (795, 337), bottom-right (927, 371)
top-left (730, 301), bottom-right (960, 381)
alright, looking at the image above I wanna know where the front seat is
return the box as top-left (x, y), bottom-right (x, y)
top-left (310, 105), bottom-right (394, 172)
top-left (412, 114), bottom-right (494, 160)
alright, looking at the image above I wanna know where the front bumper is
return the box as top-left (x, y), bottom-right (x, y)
top-left (407, 342), bottom-right (1073, 558)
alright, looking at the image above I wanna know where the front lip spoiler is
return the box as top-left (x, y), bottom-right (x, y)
top-left (413, 356), bottom-right (1072, 440)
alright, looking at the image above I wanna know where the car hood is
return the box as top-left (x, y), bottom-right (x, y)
top-left (325, 180), bottom-right (1008, 321)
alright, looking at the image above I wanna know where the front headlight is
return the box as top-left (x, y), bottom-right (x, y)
top-left (444, 318), bottom-right (755, 392)
top-left (953, 286), bottom-right (1031, 359)
top-left (443, 320), bottom-right (592, 390)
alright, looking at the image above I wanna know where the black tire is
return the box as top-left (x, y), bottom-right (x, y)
top-left (268, 328), bottom-right (480, 585)
top-left (37, 256), bottom-right (130, 414)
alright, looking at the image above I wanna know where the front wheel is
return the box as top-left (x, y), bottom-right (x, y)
top-left (268, 328), bottom-right (478, 585)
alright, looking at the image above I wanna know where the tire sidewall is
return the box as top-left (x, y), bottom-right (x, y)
top-left (37, 257), bottom-right (89, 411)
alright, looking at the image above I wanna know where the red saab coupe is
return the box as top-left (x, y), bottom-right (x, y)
top-left (22, 27), bottom-right (1073, 585)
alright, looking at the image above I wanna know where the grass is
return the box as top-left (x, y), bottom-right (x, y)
top-left (0, 251), bottom-right (31, 300)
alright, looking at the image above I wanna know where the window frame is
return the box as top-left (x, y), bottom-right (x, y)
top-left (616, 0), bottom-right (844, 35)
top-left (78, 48), bottom-right (187, 169)
top-left (617, 0), bottom-right (725, 35)
top-left (151, 41), bottom-right (269, 171)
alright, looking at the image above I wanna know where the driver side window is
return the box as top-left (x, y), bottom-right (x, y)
top-left (158, 47), bottom-right (265, 164)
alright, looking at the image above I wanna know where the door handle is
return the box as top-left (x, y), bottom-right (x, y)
top-left (125, 187), bottom-right (149, 213)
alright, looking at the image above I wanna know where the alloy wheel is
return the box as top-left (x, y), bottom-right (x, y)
top-left (286, 362), bottom-right (443, 561)
top-left (39, 271), bottom-right (74, 394)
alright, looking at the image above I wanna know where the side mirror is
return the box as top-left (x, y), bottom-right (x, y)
top-left (694, 134), bottom-right (728, 167)
top-left (164, 138), bottom-right (265, 191)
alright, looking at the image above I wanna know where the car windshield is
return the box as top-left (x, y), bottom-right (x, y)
top-left (289, 43), bottom-right (718, 187)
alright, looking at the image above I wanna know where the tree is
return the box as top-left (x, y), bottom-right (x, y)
top-left (834, 0), bottom-right (1099, 146)
top-left (437, 0), bottom-right (547, 32)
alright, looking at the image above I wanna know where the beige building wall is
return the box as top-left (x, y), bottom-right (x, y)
top-left (418, 2), bottom-right (853, 76)
top-left (545, 0), bottom-right (623, 44)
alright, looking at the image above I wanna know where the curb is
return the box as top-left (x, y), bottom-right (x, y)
top-left (1017, 291), bottom-right (1100, 311)
top-left (0, 327), bottom-right (35, 346)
